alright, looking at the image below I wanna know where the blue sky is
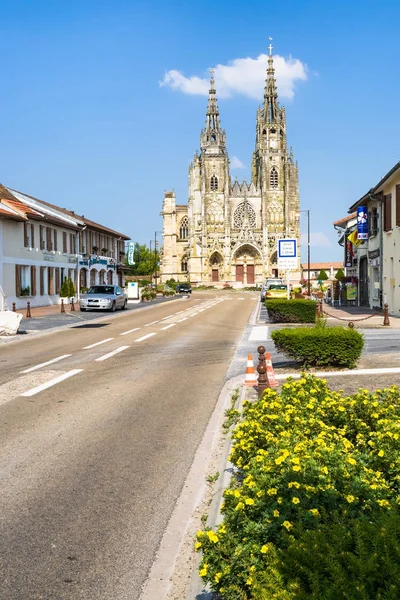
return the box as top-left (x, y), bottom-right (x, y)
top-left (1, 0), bottom-right (399, 263)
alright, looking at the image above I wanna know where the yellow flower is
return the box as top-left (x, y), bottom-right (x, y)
top-left (273, 509), bottom-right (280, 517)
top-left (377, 499), bottom-right (390, 508)
top-left (235, 502), bottom-right (244, 511)
top-left (321, 466), bottom-right (329, 474)
top-left (309, 508), bottom-right (320, 516)
top-left (207, 530), bottom-right (219, 543)
top-left (346, 495), bottom-right (355, 503)
top-left (292, 497), bottom-right (300, 504)
top-left (257, 490), bottom-right (264, 498)
top-left (214, 572), bottom-right (222, 583)
top-left (277, 497), bottom-right (283, 504)
top-left (245, 498), bottom-right (255, 505)
top-left (292, 465), bottom-right (301, 472)
top-left (195, 541), bottom-right (202, 550)
top-left (199, 564), bottom-right (208, 577)
top-left (347, 457), bottom-right (357, 466)
top-left (378, 450), bottom-right (385, 457)
top-left (291, 457), bottom-right (300, 465)
top-left (267, 488), bottom-right (278, 496)
top-left (197, 531), bottom-right (204, 538)
top-left (246, 577), bottom-right (253, 586)
top-left (260, 544), bottom-right (269, 553)
top-left (282, 520), bottom-right (293, 530)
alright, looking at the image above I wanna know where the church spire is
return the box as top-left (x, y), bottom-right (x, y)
top-left (263, 40), bottom-right (279, 123)
top-left (200, 69), bottom-right (226, 152)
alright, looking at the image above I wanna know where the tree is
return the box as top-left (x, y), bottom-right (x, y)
top-left (316, 269), bottom-right (329, 281)
top-left (124, 243), bottom-right (159, 276)
top-left (335, 268), bottom-right (345, 281)
top-left (60, 278), bottom-right (76, 298)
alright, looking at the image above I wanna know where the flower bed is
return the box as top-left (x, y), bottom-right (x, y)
top-left (197, 376), bottom-right (400, 599)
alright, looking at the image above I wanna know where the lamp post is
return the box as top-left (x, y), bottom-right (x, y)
top-left (297, 210), bottom-right (311, 297)
top-left (154, 230), bottom-right (162, 287)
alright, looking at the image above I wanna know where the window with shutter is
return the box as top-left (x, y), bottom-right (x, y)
top-left (30, 266), bottom-right (37, 296)
top-left (30, 224), bottom-right (35, 248)
top-left (39, 225), bottom-right (43, 249)
top-left (55, 268), bottom-right (60, 294)
top-left (396, 185), bottom-right (400, 227)
top-left (63, 232), bottom-right (67, 253)
top-left (46, 227), bottom-right (52, 250)
top-left (54, 229), bottom-right (58, 252)
top-left (48, 268), bottom-right (54, 295)
top-left (24, 223), bottom-right (29, 247)
top-left (40, 267), bottom-right (45, 295)
top-left (384, 194), bottom-right (392, 231)
top-left (15, 265), bottom-right (21, 296)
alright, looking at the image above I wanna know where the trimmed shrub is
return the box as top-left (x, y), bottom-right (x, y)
top-left (271, 326), bottom-right (363, 368)
top-left (266, 299), bottom-right (316, 324)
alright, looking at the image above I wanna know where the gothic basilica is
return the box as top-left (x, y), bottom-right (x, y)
top-left (160, 48), bottom-right (300, 286)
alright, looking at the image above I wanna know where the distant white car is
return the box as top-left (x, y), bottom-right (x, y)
top-left (80, 285), bottom-right (128, 312)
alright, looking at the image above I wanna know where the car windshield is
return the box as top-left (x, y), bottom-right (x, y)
top-left (269, 285), bottom-right (287, 290)
top-left (87, 286), bottom-right (115, 295)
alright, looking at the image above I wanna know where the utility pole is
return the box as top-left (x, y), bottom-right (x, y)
top-left (154, 231), bottom-right (157, 287)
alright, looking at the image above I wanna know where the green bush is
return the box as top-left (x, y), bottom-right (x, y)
top-left (141, 288), bottom-right (156, 301)
top-left (271, 326), bottom-right (364, 368)
top-left (162, 289), bottom-right (175, 297)
top-left (266, 299), bottom-right (316, 323)
top-left (60, 278), bottom-right (75, 298)
top-left (165, 278), bottom-right (178, 290)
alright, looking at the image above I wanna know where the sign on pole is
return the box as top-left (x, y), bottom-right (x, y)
top-left (127, 242), bottom-right (135, 266)
top-left (277, 239), bottom-right (298, 271)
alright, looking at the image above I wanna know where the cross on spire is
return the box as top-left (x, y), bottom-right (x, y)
top-left (268, 37), bottom-right (273, 56)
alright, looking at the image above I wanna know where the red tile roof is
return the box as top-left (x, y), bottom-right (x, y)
top-left (333, 212), bottom-right (357, 226)
top-left (301, 262), bottom-right (343, 270)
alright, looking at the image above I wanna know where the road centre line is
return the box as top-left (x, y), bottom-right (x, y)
top-left (20, 369), bottom-right (83, 397)
top-left (161, 315), bottom-right (172, 320)
top-left (160, 323), bottom-right (176, 330)
top-left (83, 338), bottom-right (114, 349)
top-left (20, 354), bottom-right (72, 374)
top-left (145, 321), bottom-right (160, 327)
top-left (135, 333), bottom-right (157, 342)
top-left (177, 318), bottom-right (188, 322)
top-left (189, 313), bottom-right (198, 317)
top-left (198, 309), bottom-right (205, 312)
top-left (120, 327), bottom-right (140, 336)
top-left (95, 346), bottom-right (130, 362)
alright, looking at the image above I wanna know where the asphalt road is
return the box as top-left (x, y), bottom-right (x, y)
top-left (0, 292), bottom-right (257, 600)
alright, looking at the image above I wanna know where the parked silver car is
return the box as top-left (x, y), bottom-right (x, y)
top-left (80, 285), bottom-right (128, 312)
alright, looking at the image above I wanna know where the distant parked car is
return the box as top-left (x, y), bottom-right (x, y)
top-left (265, 284), bottom-right (288, 299)
top-left (80, 285), bottom-right (128, 312)
top-left (260, 278), bottom-right (284, 301)
top-left (176, 283), bottom-right (192, 294)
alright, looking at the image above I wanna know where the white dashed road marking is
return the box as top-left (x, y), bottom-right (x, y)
top-left (145, 321), bottom-right (160, 327)
top-left (120, 327), bottom-right (140, 336)
top-left (20, 369), bottom-right (83, 397)
top-left (95, 346), bottom-right (130, 362)
top-left (20, 354), bottom-right (72, 374)
top-left (177, 318), bottom-right (188, 322)
top-left (160, 323), bottom-right (176, 331)
top-left (83, 338), bottom-right (114, 349)
top-left (135, 333), bottom-right (157, 342)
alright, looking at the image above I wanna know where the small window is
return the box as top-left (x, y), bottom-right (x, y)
top-left (179, 216), bottom-right (189, 240)
top-left (181, 259), bottom-right (188, 272)
top-left (270, 167), bottom-right (278, 189)
top-left (210, 175), bottom-right (218, 191)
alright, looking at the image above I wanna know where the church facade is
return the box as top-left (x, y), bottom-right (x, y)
top-left (160, 49), bottom-right (300, 286)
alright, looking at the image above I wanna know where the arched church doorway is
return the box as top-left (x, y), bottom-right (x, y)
top-left (209, 252), bottom-right (223, 282)
top-left (232, 244), bottom-right (261, 285)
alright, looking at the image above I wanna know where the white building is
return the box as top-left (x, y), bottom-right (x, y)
top-left (0, 184), bottom-right (130, 310)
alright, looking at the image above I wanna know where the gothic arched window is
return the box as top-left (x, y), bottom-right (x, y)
top-left (179, 216), bottom-right (189, 240)
top-left (210, 175), bottom-right (218, 191)
top-left (181, 259), bottom-right (188, 272)
top-left (270, 167), bottom-right (278, 189)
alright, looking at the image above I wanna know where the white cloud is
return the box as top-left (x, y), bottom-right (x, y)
top-left (230, 156), bottom-right (245, 169)
top-left (301, 232), bottom-right (332, 247)
top-left (160, 52), bottom-right (307, 101)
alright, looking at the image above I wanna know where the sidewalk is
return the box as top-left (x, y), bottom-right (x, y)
top-left (321, 302), bottom-right (400, 328)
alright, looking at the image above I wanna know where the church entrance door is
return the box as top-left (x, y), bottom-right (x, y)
top-left (236, 265), bottom-right (244, 283)
top-left (212, 269), bottom-right (219, 282)
top-left (247, 265), bottom-right (255, 285)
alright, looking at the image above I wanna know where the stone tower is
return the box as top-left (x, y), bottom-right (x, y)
top-left (160, 45), bottom-right (300, 286)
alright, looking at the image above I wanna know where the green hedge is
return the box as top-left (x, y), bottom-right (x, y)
top-left (270, 326), bottom-right (364, 368)
top-left (266, 299), bottom-right (316, 323)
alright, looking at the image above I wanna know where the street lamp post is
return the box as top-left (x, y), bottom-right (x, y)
top-left (297, 210), bottom-right (311, 297)
top-left (154, 230), bottom-right (162, 287)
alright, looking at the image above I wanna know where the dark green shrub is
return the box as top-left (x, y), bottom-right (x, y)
top-left (165, 278), bottom-right (178, 290)
top-left (271, 326), bottom-right (364, 367)
top-left (266, 299), bottom-right (316, 323)
top-left (282, 510), bottom-right (400, 600)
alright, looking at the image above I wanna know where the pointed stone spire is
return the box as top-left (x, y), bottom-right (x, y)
top-left (200, 69), bottom-right (226, 152)
top-left (263, 40), bottom-right (279, 123)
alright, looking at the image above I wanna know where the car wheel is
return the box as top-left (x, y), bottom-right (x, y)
top-left (80, 307), bottom-right (86, 312)
top-left (121, 300), bottom-right (127, 310)
top-left (110, 301), bottom-right (116, 312)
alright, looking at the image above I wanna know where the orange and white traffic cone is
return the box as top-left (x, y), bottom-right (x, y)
top-left (265, 352), bottom-right (279, 388)
top-left (244, 353), bottom-right (258, 387)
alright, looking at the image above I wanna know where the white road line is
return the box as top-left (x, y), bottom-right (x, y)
top-left (175, 311), bottom-right (184, 314)
top-left (95, 346), bottom-right (130, 362)
top-left (21, 369), bottom-right (83, 397)
top-left (177, 318), bottom-right (188, 322)
top-left (120, 327), bottom-right (140, 336)
top-left (198, 309), bottom-right (205, 312)
top-left (161, 315), bottom-right (172, 320)
top-left (20, 354), bottom-right (72, 374)
top-left (145, 321), bottom-right (160, 327)
top-left (135, 333), bottom-right (157, 342)
top-left (238, 298), bottom-right (245, 300)
top-left (189, 313), bottom-right (198, 317)
top-left (160, 323), bottom-right (176, 331)
top-left (83, 337), bottom-right (114, 349)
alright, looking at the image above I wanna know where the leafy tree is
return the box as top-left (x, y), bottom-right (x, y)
top-left (316, 268), bottom-right (329, 281)
top-left (335, 268), bottom-right (345, 281)
top-left (124, 243), bottom-right (159, 276)
top-left (68, 278), bottom-right (76, 297)
top-left (60, 278), bottom-right (76, 298)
